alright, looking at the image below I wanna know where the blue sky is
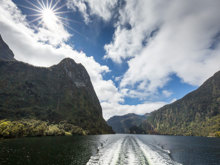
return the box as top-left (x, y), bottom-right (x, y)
top-left (1, 0), bottom-right (220, 119)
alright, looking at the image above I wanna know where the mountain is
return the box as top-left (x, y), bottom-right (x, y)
top-left (107, 113), bottom-right (148, 133)
top-left (0, 35), bottom-right (113, 137)
top-left (142, 71), bottom-right (220, 137)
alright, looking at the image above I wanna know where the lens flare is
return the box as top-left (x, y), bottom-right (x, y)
top-left (41, 8), bottom-right (58, 29)
top-left (18, 0), bottom-right (86, 41)
top-left (19, 0), bottom-right (73, 28)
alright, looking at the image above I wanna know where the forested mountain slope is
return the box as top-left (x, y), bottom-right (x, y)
top-left (0, 35), bottom-right (113, 137)
top-left (145, 71), bottom-right (220, 136)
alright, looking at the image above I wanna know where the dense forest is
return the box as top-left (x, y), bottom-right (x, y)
top-left (0, 119), bottom-right (88, 138)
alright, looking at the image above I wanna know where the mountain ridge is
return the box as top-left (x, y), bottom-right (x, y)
top-left (107, 113), bottom-right (148, 133)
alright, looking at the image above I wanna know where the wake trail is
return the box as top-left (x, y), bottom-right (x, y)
top-left (86, 136), bottom-right (182, 165)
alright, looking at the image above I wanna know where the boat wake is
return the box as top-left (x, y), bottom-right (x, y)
top-left (86, 136), bottom-right (181, 165)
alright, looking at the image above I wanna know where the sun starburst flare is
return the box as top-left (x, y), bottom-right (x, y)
top-left (18, 0), bottom-right (84, 44)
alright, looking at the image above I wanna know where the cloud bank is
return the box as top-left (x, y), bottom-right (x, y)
top-left (104, 0), bottom-right (220, 96)
top-left (67, 0), bottom-right (118, 23)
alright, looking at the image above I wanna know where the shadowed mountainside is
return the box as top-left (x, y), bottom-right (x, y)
top-left (107, 113), bottom-right (148, 133)
top-left (0, 35), bottom-right (113, 137)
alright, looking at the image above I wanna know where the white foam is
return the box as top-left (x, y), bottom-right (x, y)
top-left (136, 138), bottom-right (182, 165)
top-left (163, 149), bottom-right (171, 154)
top-left (86, 136), bottom-right (182, 165)
top-left (117, 136), bottom-right (147, 165)
top-left (86, 138), bottom-right (123, 165)
top-left (127, 147), bottom-right (136, 165)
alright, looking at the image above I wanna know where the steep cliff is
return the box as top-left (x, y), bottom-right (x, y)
top-left (0, 35), bottom-right (113, 137)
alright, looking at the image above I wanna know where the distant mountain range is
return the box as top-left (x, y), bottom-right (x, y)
top-left (108, 71), bottom-right (220, 137)
top-left (0, 35), bottom-right (113, 138)
top-left (107, 113), bottom-right (148, 133)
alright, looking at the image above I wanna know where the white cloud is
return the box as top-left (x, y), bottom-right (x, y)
top-left (162, 90), bottom-right (172, 97)
top-left (104, 0), bottom-right (220, 99)
top-left (114, 76), bottom-right (121, 82)
top-left (104, 0), bottom-right (164, 63)
top-left (66, 0), bottom-right (90, 23)
top-left (67, 0), bottom-right (118, 22)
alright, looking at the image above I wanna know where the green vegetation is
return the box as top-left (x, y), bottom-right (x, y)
top-left (145, 114), bottom-right (220, 137)
top-left (0, 119), bottom-right (89, 138)
top-left (135, 71), bottom-right (220, 137)
top-left (215, 131), bottom-right (220, 137)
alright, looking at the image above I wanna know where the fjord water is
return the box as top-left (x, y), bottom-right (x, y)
top-left (0, 135), bottom-right (219, 165)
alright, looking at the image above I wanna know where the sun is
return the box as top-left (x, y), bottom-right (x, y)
top-left (19, 0), bottom-right (71, 29)
top-left (42, 8), bottom-right (56, 22)
top-left (18, 0), bottom-right (84, 39)
top-left (41, 8), bottom-right (58, 28)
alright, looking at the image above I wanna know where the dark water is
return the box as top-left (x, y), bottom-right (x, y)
top-left (0, 135), bottom-right (219, 165)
